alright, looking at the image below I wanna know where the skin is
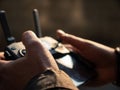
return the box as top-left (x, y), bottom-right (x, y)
top-left (0, 30), bottom-right (117, 89)
top-left (0, 31), bottom-right (59, 90)
top-left (56, 29), bottom-right (117, 86)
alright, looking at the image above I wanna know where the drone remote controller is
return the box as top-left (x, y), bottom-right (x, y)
top-left (0, 9), bottom-right (96, 87)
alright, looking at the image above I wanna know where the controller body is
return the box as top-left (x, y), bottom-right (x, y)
top-left (4, 36), bottom-right (70, 60)
top-left (0, 9), bottom-right (96, 87)
top-left (4, 36), bottom-right (96, 87)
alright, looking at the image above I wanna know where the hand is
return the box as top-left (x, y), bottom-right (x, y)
top-left (56, 30), bottom-right (116, 86)
top-left (0, 31), bottom-right (59, 90)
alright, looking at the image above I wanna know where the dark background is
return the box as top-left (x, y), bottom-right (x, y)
top-left (0, 0), bottom-right (120, 50)
top-left (0, 0), bottom-right (120, 89)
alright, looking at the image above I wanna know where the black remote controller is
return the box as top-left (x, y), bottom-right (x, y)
top-left (0, 9), bottom-right (97, 87)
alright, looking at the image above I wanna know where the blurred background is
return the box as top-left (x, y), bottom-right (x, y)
top-left (0, 0), bottom-right (120, 90)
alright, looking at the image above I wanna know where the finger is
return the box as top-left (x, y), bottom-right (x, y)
top-left (22, 30), bottom-right (59, 71)
top-left (22, 30), bottom-right (50, 59)
top-left (56, 30), bottom-right (114, 52)
top-left (0, 52), bottom-right (5, 60)
top-left (0, 60), bottom-right (12, 69)
top-left (22, 30), bottom-right (39, 48)
top-left (63, 44), bottom-right (79, 53)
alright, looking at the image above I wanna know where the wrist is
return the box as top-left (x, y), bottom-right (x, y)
top-left (113, 47), bottom-right (120, 86)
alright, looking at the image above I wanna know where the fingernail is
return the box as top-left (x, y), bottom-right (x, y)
top-left (57, 29), bottom-right (65, 35)
top-left (23, 31), bottom-right (37, 39)
top-left (22, 30), bottom-right (38, 45)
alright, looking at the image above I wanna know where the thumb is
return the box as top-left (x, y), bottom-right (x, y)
top-left (22, 30), bottom-right (59, 71)
top-left (56, 29), bottom-right (87, 50)
top-left (22, 30), bottom-right (50, 59)
top-left (22, 30), bottom-right (41, 57)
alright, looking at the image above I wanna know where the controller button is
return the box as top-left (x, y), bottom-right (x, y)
top-left (19, 49), bottom-right (26, 57)
top-left (4, 51), bottom-right (11, 57)
top-left (22, 49), bottom-right (26, 55)
top-left (10, 47), bottom-right (16, 50)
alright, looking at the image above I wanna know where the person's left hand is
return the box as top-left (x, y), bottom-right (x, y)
top-left (56, 30), bottom-right (116, 86)
top-left (0, 30), bottom-right (59, 90)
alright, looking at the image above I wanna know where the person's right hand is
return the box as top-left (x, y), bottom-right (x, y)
top-left (56, 30), bottom-right (117, 86)
top-left (0, 31), bottom-right (59, 90)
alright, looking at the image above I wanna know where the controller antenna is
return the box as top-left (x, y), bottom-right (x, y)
top-left (0, 10), bottom-right (15, 44)
top-left (33, 9), bottom-right (42, 37)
